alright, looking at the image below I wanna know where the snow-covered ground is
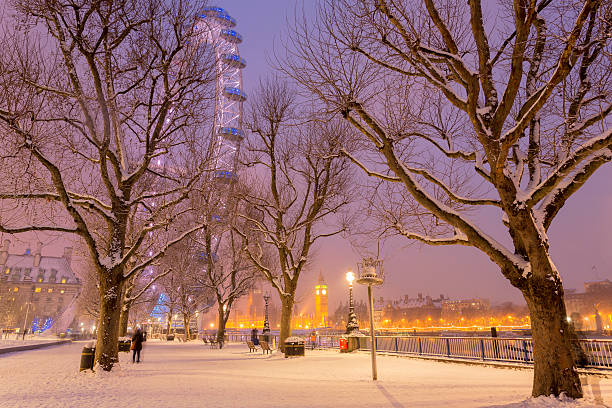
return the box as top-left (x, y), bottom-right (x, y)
top-left (0, 341), bottom-right (610, 408)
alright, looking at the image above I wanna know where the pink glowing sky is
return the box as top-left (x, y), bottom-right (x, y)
top-left (1, 1), bottom-right (610, 312)
top-left (217, 0), bottom-right (612, 309)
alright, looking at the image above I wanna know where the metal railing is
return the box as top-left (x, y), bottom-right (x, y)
top-left (330, 335), bottom-right (612, 370)
top-left (225, 333), bottom-right (612, 370)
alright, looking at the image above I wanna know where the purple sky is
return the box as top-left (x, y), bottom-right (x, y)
top-left (2, 1), bottom-right (610, 312)
top-left (216, 1), bottom-right (612, 309)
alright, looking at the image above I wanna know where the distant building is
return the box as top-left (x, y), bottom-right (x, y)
top-left (441, 298), bottom-right (490, 322)
top-left (0, 240), bottom-right (81, 333)
top-left (565, 279), bottom-right (612, 331)
top-left (376, 293), bottom-right (447, 325)
top-left (315, 273), bottom-right (328, 327)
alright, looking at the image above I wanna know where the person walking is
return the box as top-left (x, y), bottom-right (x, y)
top-left (131, 328), bottom-right (144, 363)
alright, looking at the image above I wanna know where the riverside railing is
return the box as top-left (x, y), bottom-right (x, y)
top-left (317, 334), bottom-right (612, 370)
top-left (225, 333), bottom-right (612, 370)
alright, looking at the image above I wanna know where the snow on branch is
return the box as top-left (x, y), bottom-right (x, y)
top-left (403, 164), bottom-right (501, 207)
top-left (526, 127), bottom-right (612, 206)
top-left (340, 149), bottom-right (400, 182)
top-left (499, 0), bottom-right (599, 150)
top-left (394, 222), bottom-right (470, 246)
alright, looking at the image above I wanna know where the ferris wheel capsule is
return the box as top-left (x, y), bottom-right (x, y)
top-left (222, 53), bottom-right (247, 69)
top-left (220, 29), bottom-right (242, 44)
top-left (200, 7), bottom-right (237, 27)
top-left (223, 87), bottom-right (247, 102)
top-left (218, 127), bottom-right (245, 143)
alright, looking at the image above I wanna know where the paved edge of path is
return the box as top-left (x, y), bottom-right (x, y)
top-left (0, 339), bottom-right (72, 355)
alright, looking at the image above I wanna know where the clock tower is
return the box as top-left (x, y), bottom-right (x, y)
top-left (315, 272), bottom-right (328, 327)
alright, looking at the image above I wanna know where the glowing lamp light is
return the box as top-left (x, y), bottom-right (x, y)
top-left (210, 323), bottom-right (214, 328)
top-left (346, 271), bottom-right (355, 285)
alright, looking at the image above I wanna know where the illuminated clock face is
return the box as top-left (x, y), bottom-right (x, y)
top-left (321, 289), bottom-right (326, 295)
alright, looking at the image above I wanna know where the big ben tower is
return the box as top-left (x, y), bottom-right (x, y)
top-left (315, 272), bottom-right (328, 327)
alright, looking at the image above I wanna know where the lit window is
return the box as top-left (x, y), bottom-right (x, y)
top-left (13, 287), bottom-right (18, 292)
top-left (48, 288), bottom-right (53, 293)
top-left (34, 287), bottom-right (41, 293)
top-left (61, 278), bottom-right (66, 284)
top-left (321, 289), bottom-right (326, 295)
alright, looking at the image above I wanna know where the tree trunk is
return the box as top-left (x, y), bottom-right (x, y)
top-left (279, 296), bottom-right (294, 353)
top-left (216, 307), bottom-right (227, 347)
top-left (118, 303), bottom-right (130, 337)
top-left (95, 274), bottom-right (124, 371)
top-left (183, 313), bottom-right (191, 341)
top-left (524, 274), bottom-right (582, 398)
top-left (166, 308), bottom-right (172, 335)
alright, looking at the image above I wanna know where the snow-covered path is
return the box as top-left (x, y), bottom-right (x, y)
top-left (0, 341), bottom-right (610, 408)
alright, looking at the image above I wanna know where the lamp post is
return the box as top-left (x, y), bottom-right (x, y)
top-left (22, 285), bottom-right (35, 340)
top-left (345, 271), bottom-right (359, 334)
top-left (356, 257), bottom-right (384, 381)
top-left (263, 293), bottom-right (271, 335)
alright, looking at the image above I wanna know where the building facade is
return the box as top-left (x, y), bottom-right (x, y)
top-left (0, 240), bottom-right (81, 333)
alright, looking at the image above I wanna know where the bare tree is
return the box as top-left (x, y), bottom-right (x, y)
top-left (283, 0), bottom-right (611, 397)
top-left (197, 223), bottom-right (257, 346)
top-left (156, 256), bottom-right (209, 340)
top-left (0, 0), bottom-right (215, 370)
top-left (118, 260), bottom-right (170, 337)
top-left (235, 79), bottom-right (352, 350)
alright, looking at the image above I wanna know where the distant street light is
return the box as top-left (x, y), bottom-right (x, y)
top-left (345, 271), bottom-right (359, 335)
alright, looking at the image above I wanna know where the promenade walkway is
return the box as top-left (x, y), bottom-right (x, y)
top-left (0, 341), bottom-right (609, 407)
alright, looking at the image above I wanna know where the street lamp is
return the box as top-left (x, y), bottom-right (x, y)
top-left (345, 271), bottom-right (359, 335)
top-left (262, 292), bottom-right (271, 336)
top-left (356, 257), bottom-right (384, 381)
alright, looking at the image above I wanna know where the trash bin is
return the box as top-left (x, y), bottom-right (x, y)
top-left (284, 337), bottom-right (305, 358)
top-left (166, 334), bottom-right (175, 341)
top-left (80, 346), bottom-right (95, 371)
top-left (118, 338), bottom-right (131, 352)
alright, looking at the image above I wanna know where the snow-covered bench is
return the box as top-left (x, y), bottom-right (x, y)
top-left (246, 341), bottom-right (257, 352)
top-left (260, 341), bottom-right (272, 355)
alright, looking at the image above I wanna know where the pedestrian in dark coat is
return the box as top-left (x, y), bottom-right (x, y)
top-left (132, 328), bottom-right (144, 363)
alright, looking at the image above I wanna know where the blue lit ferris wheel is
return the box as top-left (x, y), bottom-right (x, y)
top-left (147, 7), bottom-right (247, 327)
top-left (197, 7), bottom-right (246, 185)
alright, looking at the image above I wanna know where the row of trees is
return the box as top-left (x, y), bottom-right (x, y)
top-left (0, 0), bottom-right (352, 369)
top-left (1, 0), bottom-right (610, 400)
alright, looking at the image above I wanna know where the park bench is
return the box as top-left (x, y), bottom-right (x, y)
top-left (246, 341), bottom-right (257, 352)
top-left (260, 340), bottom-right (272, 355)
top-left (208, 337), bottom-right (219, 349)
top-left (202, 337), bottom-right (209, 345)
